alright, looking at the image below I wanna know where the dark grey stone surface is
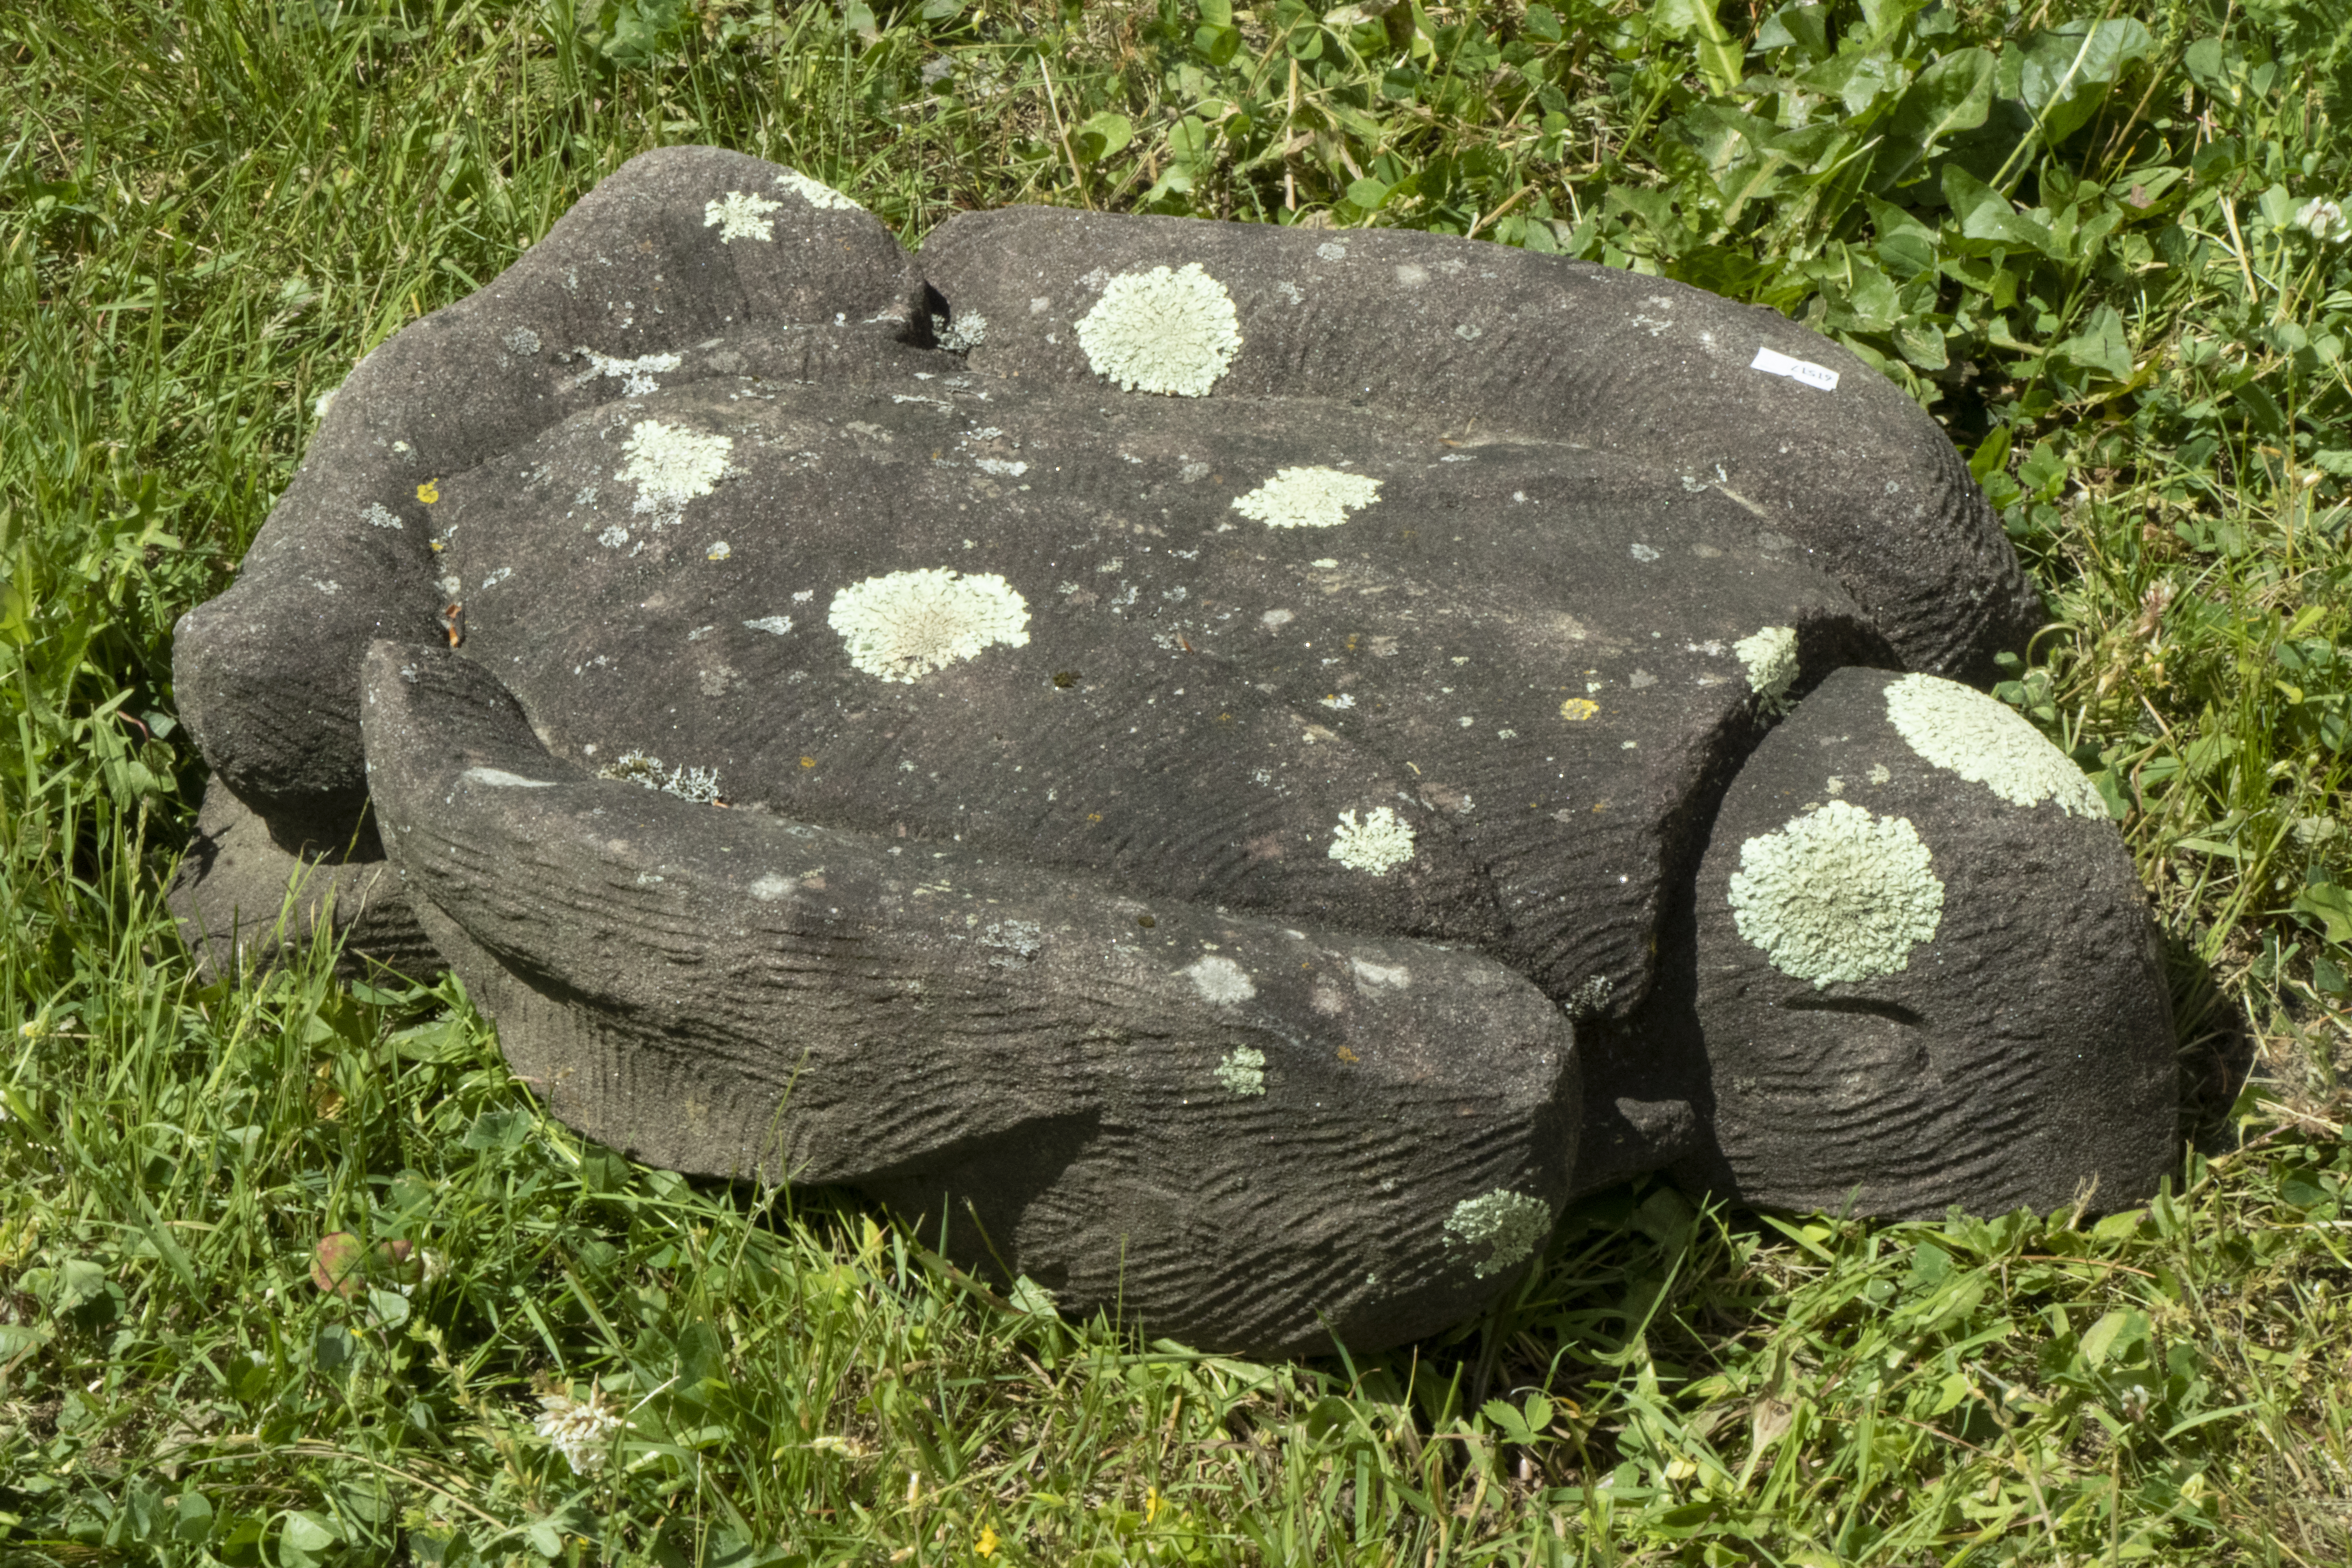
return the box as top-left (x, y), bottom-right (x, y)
top-left (422, 361), bottom-right (1887, 1028)
top-left (166, 147), bottom-right (2179, 1353)
top-left (921, 207), bottom-right (2038, 683)
top-left (1668, 665), bottom-right (2175, 1214)
top-left (362, 641), bottom-right (1577, 1355)
top-left (172, 145), bottom-right (920, 837)
top-left (166, 782), bottom-right (437, 983)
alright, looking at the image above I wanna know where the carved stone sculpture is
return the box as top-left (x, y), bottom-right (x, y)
top-left (169, 148), bottom-right (2175, 1354)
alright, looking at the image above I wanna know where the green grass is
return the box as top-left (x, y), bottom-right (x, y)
top-left (5, 0), bottom-right (2352, 1561)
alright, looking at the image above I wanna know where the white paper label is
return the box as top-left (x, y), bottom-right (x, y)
top-left (1750, 345), bottom-right (1840, 391)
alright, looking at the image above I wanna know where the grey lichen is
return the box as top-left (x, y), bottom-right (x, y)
top-left (774, 169), bottom-right (863, 212)
top-left (462, 766), bottom-right (558, 789)
top-left (617, 420), bottom-right (731, 526)
top-left (1328, 806), bottom-right (1416, 876)
top-left (1565, 973), bottom-right (1614, 1017)
top-left (1884, 673), bottom-right (2106, 817)
top-left (1074, 263), bottom-right (1241, 397)
top-left (1726, 801), bottom-right (1944, 987)
top-left (827, 568), bottom-right (1031, 683)
top-left (580, 350), bottom-right (682, 398)
top-left (596, 750), bottom-right (722, 804)
top-left (703, 190), bottom-right (783, 243)
top-left (1230, 466), bottom-right (1382, 529)
top-left (1184, 955), bottom-right (1257, 1005)
top-left (1442, 1190), bottom-right (1553, 1279)
top-left (1214, 1047), bottom-right (1267, 1097)
top-left (931, 312), bottom-right (986, 354)
top-left (1734, 625), bottom-right (1800, 713)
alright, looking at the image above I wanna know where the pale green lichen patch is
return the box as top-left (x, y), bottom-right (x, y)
top-left (581, 350), bottom-right (681, 397)
top-left (1185, 955), bottom-right (1257, 1006)
top-left (1214, 1047), bottom-right (1267, 1097)
top-left (1231, 466), bottom-right (1382, 529)
top-left (775, 169), bottom-right (862, 211)
top-left (1885, 673), bottom-right (2105, 817)
top-left (1728, 801), bottom-right (1944, 987)
top-left (618, 420), bottom-right (731, 523)
top-left (1074, 263), bottom-right (1241, 396)
top-left (932, 312), bottom-right (986, 353)
top-left (704, 190), bottom-right (782, 242)
top-left (1443, 1191), bottom-right (1553, 1279)
top-left (1329, 806), bottom-right (1415, 876)
top-left (1734, 625), bottom-right (1799, 712)
top-left (828, 568), bottom-right (1030, 683)
top-left (462, 766), bottom-right (558, 789)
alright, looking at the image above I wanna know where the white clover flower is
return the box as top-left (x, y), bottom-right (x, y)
top-left (617, 420), bottom-right (731, 526)
top-left (2296, 197), bottom-right (2350, 243)
top-left (829, 568), bottom-right (1031, 683)
top-left (1443, 1191), bottom-right (1553, 1279)
top-left (532, 1388), bottom-right (622, 1475)
top-left (1329, 806), bottom-right (1415, 875)
top-left (1727, 801), bottom-right (1944, 987)
top-left (1074, 263), bottom-right (1242, 396)
top-left (1883, 673), bottom-right (2105, 817)
top-left (704, 189), bottom-right (783, 243)
top-left (1231, 466), bottom-right (1382, 529)
top-left (1734, 626), bottom-right (1799, 713)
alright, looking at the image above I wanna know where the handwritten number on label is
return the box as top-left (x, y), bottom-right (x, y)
top-left (1749, 346), bottom-right (1839, 392)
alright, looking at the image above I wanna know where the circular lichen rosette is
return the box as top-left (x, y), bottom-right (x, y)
top-left (1073, 262), bottom-right (1242, 396)
top-left (1727, 801), bottom-right (1945, 987)
top-left (827, 568), bottom-right (1031, 683)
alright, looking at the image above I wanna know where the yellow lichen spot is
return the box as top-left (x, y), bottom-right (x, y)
top-left (429, 540), bottom-right (445, 552)
top-left (1560, 697), bottom-right (1599, 722)
top-left (1336, 1046), bottom-right (1359, 1063)
top-left (416, 479), bottom-right (440, 505)
top-left (1087, 812), bottom-right (1104, 822)
top-left (799, 756), bottom-right (816, 768)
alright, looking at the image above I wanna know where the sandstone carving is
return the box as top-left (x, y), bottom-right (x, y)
top-left (168, 147), bottom-right (2174, 1355)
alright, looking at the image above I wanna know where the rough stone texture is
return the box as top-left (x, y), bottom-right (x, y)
top-left (166, 784), bottom-right (437, 982)
top-left (166, 147), bottom-right (2181, 1352)
top-left (172, 145), bottom-right (920, 838)
top-left (920, 207), bottom-right (2040, 683)
top-left (361, 641), bottom-right (1577, 1355)
top-left (422, 361), bottom-right (1889, 1027)
top-left (1665, 665), bottom-right (2176, 1214)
